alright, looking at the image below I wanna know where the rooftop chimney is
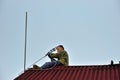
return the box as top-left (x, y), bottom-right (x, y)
top-left (111, 60), bottom-right (114, 65)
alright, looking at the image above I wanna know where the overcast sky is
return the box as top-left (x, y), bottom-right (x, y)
top-left (0, 0), bottom-right (120, 80)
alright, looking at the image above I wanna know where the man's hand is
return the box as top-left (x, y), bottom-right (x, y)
top-left (45, 47), bottom-right (56, 56)
top-left (45, 51), bottom-right (56, 62)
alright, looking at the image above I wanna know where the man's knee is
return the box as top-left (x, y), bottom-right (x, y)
top-left (45, 62), bottom-right (50, 64)
top-left (44, 62), bottom-right (51, 66)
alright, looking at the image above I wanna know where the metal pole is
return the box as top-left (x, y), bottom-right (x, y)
top-left (24, 12), bottom-right (28, 72)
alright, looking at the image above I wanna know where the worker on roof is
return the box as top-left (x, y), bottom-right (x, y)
top-left (33, 45), bottom-right (69, 69)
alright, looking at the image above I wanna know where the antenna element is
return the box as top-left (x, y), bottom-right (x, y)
top-left (24, 12), bottom-right (28, 72)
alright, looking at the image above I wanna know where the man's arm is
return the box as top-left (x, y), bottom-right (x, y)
top-left (46, 52), bottom-right (56, 61)
top-left (50, 53), bottom-right (60, 58)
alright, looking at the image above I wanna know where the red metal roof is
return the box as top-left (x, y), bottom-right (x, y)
top-left (14, 64), bottom-right (120, 80)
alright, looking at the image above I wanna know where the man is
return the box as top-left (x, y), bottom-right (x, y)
top-left (33, 45), bottom-right (69, 69)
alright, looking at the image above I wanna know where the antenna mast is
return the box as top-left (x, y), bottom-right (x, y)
top-left (24, 12), bottom-right (28, 72)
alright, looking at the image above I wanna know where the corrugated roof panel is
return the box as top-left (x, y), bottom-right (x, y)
top-left (102, 67), bottom-right (105, 80)
top-left (14, 64), bottom-right (120, 80)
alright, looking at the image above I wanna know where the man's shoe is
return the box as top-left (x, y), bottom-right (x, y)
top-left (28, 65), bottom-right (41, 70)
top-left (33, 65), bottom-right (41, 69)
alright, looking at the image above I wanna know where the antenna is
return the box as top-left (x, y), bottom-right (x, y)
top-left (24, 12), bottom-right (28, 72)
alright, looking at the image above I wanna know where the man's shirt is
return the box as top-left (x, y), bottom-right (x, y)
top-left (50, 50), bottom-right (69, 66)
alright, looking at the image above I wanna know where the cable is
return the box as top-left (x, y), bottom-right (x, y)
top-left (27, 47), bottom-right (56, 69)
top-left (17, 47), bottom-right (57, 76)
top-left (27, 55), bottom-right (47, 69)
top-left (17, 55), bottom-right (47, 76)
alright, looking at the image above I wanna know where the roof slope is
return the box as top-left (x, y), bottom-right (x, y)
top-left (14, 64), bottom-right (120, 80)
